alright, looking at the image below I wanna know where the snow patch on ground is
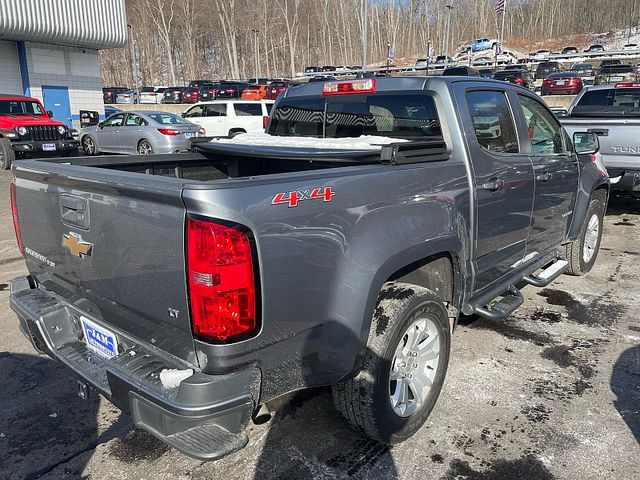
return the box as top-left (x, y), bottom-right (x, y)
top-left (214, 132), bottom-right (408, 150)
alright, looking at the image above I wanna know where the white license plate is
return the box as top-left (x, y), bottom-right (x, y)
top-left (611, 76), bottom-right (623, 81)
top-left (184, 132), bottom-right (194, 138)
top-left (81, 316), bottom-right (118, 359)
top-left (42, 143), bottom-right (56, 151)
top-left (555, 80), bottom-right (565, 86)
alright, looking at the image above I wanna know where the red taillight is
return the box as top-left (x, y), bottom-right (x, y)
top-left (569, 77), bottom-right (581, 85)
top-left (198, 127), bottom-right (206, 136)
top-left (514, 77), bottom-right (525, 85)
top-left (262, 115), bottom-right (268, 129)
top-left (186, 217), bottom-right (257, 343)
top-left (10, 180), bottom-right (23, 253)
top-left (157, 128), bottom-right (180, 136)
top-left (323, 79), bottom-right (375, 95)
top-left (615, 82), bottom-right (640, 88)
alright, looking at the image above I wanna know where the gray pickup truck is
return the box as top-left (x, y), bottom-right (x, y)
top-left (562, 82), bottom-right (640, 193)
top-left (9, 77), bottom-right (609, 461)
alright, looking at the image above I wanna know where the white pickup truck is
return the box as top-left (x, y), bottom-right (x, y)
top-left (562, 82), bottom-right (640, 194)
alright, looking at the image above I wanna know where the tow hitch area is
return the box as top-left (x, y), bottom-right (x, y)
top-left (77, 380), bottom-right (90, 400)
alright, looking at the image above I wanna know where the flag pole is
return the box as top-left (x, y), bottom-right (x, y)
top-left (500, 0), bottom-right (507, 50)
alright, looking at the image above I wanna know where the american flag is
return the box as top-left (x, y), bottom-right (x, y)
top-left (496, 0), bottom-right (505, 14)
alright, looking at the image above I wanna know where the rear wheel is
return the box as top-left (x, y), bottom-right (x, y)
top-left (332, 282), bottom-right (451, 443)
top-left (565, 195), bottom-right (604, 275)
top-left (137, 139), bottom-right (153, 155)
top-left (81, 135), bottom-right (98, 156)
top-left (0, 138), bottom-right (16, 169)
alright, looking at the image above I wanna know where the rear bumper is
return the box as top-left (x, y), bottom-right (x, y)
top-left (9, 276), bottom-right (260, 461)
top-left (11, 139), bottom-right (79, 154)
top-left (608, 169), bottom-right (640, 191)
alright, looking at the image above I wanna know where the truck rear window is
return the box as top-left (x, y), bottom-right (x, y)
top-left (269, 93), bottom-right (441, 139)
top-left (571, 88), bottom-right (640, 117)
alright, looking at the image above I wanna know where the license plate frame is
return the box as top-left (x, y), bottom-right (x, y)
top-left (184, 132), bottom-right (194, 138)
top-left (42, 143), bottom-right (56, 151)
top-left (80, 316), bottom-right (119, 359)
top-left (611, 76), bottom-right (623, 82)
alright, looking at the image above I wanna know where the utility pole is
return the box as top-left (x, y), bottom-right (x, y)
top-left (127, 24), bottom-right (140, 102)
top-left (444, 3), bottom-right (454, 66)
top-left (363, 0), bottom-right (369, 70)
top-left (251, 29), bottom-right (260, 79)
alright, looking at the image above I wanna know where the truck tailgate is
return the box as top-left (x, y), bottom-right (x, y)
top-left (562, 118), bottom-right (640, 170)
top-left (12, 161), bottom-right (196, 364)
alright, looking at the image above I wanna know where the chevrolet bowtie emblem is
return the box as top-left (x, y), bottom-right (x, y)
top-left (62, 233), bottom-right (93, 258)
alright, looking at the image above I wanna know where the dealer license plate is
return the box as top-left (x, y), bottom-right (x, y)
top-left (555, 80), bottom-right (565, 86)
top-left (81, 316), bottom-right (118, 359)
top-left (611, 76), bottom-right (623, 81)
top-left (184, 132), bottom-right (194, 138)
top-left (42, 143), bottom-right (56, 151)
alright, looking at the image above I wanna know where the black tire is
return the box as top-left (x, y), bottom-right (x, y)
top-left (81, 135), bottom-right (99, 156)
top-left (137, 139), bottom-right (153, 155)
top-left (0, 137), bottom-right (16, 170)
top-left (332, 282), bottom-right (451, 444)
top-left (565, 195), bottom-right (604, 276)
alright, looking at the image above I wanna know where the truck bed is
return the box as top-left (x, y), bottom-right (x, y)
top-left (33, 139), bottom-right (448, 180)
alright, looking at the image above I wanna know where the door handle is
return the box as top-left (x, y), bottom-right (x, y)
top-left (481, 177), bottom-right (504, 191)
top-left (536, 172), bottom-right (552, 182)
top-left (588, 128), bottom-right (608, 137)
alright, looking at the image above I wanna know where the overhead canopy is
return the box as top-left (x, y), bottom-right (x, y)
top-left (0, 0), bottom-right (127, 49)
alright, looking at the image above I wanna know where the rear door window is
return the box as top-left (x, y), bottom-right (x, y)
top-left (233, 103), bottom-right (263, 116)
top-left (205, 104), bottom-right (227, 117)
top-left (465, 90), bottom-right (519, 154)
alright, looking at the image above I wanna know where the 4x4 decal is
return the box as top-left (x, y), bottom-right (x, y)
top-left (272, 187), bottom-right (335, 208)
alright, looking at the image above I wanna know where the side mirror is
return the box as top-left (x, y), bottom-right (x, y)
top-left (97, 121), bottom-right (104, 129)
top-left (573, 132), bottom-right (599, 155)
top-left (46, 110), bottom-right (54, 118)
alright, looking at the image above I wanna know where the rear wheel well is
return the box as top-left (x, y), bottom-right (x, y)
top-left (387, 253), bottom-right (455, 306)
top-left (228, 128), bottom-right (246, 137)
top-left (593, 184), bottom-right (608, 203)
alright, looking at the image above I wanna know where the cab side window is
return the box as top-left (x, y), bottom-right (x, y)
top-left (517, 95), bottom-right (565, 155)
top-left (465, 91), bottom-right (519, 154)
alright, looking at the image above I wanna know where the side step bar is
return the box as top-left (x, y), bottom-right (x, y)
top-left (523, 259), bottom-right (568, 287)
top-left (468, 258), bottom-right (568, 321)
top-left (474, 285), bottom-right (524, 320)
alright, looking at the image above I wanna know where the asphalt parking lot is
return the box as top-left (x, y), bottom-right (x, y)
top-left (0, 169), bottom-right (638, 480)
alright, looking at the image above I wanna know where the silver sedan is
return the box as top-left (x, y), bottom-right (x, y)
top-left (80, 110), bottom-right (202, 155)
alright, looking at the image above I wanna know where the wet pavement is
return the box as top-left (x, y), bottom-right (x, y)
top-left (0, 171), bottom-right (638, 480)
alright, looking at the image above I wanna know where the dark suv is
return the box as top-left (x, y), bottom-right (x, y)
top-left (492, 69), bottom-right (534, 89)
top-left (534, 62), bottom-right (561, 80)
top-left (102, 87), bottom-right (128, 104)
top-left (214, 81), bottom-right (249, 99)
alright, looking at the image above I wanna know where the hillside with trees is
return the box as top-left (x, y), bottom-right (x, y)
top-left (99, 0), bottom-right (640, 85)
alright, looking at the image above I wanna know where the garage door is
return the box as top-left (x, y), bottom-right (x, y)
top-left (0, 41), bottom-right (23, 94)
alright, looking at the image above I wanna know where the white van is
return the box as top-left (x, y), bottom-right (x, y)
top-left (182, 100), bottom-right (274, 137)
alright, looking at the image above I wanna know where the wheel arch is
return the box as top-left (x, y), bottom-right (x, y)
top-left (346, 240), bottom-right (465, 380)
top-left (567, 176), bottom-right (609, 240)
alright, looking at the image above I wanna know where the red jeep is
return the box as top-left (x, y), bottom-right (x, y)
top-left (0, 94), bottom-right (79, 169)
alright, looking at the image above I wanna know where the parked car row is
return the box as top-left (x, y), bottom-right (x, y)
top-left (103, 78), bottom-right (293, 105)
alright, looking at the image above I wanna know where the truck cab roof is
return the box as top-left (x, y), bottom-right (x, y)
top-left (284, 76), bottom-right (510, 98)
